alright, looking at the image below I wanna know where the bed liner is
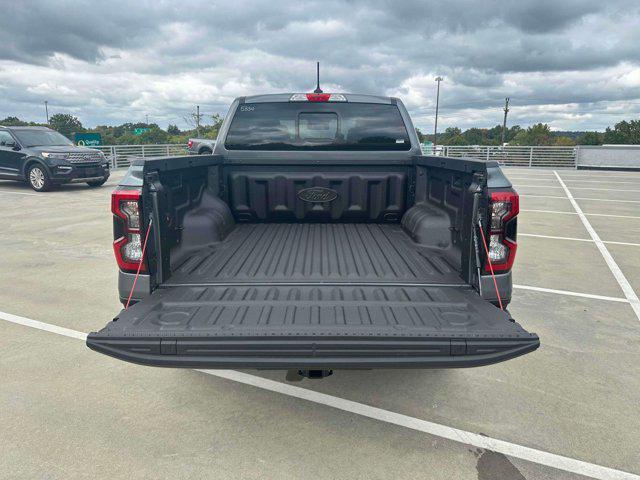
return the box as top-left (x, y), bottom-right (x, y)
top-left (168, 223), bottom-right (463, 286)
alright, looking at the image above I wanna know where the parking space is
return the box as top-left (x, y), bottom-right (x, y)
top-left (1, 167), bottom-right (639, 479)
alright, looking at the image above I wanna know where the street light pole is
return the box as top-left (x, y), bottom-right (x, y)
top-left (500, 97), bottom-right (510, 145)
top-left (44, 101), bottom-right (49, 124)
top-left (196, 105), bottom-right (200, 138)
top-left (433, 76), bottom-right (443, 151)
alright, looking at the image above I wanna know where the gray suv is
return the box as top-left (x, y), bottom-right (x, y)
top-left (0, 126), bottom-right (110, 192)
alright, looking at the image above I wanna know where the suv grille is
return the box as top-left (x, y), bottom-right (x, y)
top-left (67, 152), bottom-right (103, 164)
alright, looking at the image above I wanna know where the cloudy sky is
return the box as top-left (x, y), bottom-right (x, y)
top-left (2, 0), bottom-right (640, 132)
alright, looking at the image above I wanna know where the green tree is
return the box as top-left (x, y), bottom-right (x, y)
top-left (526, 123), bottom-right (553, 145)
top-left (462, 127), bottom-right (487, 145)
top-left (439, 127), bottom-right (461, 145)
top-left (0, 116), bottom-right (29, 126)
top-left (511, 123), bottom-right (553, 146)
top-left (211, 113), bottom-right (224, 131)
top-left (49, 113), bottom-right (84, 137)
top-left (167, 124), bottom-right (181, 135)
top-left (554, 136), bottom-right (576, 146)
top-left (577, 131), bottom-right (603, 145)
top-left (603, 120), bottom-right (640, 144)
top-left (137, 127), bottom-right (170, 144)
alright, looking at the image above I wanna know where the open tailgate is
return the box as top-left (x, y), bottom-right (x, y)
top-left (87, 284), bottom-right (539, 369)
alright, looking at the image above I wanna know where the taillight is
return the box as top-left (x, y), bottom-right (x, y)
top-left (187, 140), bottom-right (193, 149)
top-left (485, 191), bottom-right (518, 273)
top-left (112, 189), bottom-right (145, 272)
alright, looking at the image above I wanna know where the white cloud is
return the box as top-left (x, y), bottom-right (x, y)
top-left (1, 0), bottom-right (639, 131)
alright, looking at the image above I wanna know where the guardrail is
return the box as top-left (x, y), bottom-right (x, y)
top-left (420, 145), bottom-right (577, 168)
top-left (98, 143), bottom-right (577, 169)
top-left (95, 144), bottom-right (188, 168)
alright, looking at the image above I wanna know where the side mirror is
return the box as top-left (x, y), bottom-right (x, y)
top-left (10, 142), bottom-right (20, 151)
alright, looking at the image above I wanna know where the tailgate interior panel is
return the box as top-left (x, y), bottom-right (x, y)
top-left (87, 284), bottom-right (539, 368)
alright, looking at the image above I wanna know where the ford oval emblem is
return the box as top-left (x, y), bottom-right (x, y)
top-left (297, 187), bottom-right (339, 203)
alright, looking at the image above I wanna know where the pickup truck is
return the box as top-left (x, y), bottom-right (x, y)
top-left (187, 137), bottom-right (216, 155)
top-left (87, 92), bottom-right (539, 378)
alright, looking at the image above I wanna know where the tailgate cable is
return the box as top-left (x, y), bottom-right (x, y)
top-left (125, 217), bottom-right (153, 310)
top-left (477, 217), bottom-right (504, 311)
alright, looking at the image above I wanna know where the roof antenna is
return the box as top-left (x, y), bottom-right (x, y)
top-left (313, 61), bottom-right (323, 93)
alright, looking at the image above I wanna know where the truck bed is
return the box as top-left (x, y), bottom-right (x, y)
top-left (168, 223), bottom-right (464, 286)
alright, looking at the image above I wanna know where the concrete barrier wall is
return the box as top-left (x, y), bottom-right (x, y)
top-left (576, 145), bottom-right (640, 169)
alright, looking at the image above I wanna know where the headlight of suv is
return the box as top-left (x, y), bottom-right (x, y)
top-left (41, 152), bottom-right (69, 159)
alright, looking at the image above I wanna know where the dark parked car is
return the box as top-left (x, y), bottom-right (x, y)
top-left (0, 126), bottom-right (110, 191)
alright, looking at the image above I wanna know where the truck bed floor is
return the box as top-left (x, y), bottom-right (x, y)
top-left (168, 223), bottom-right (463, 286)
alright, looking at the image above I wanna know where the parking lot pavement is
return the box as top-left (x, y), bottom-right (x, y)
top-left (513, 236), bottom-right (627, 296)
top-left (1, 167), bottom-right (639, 479)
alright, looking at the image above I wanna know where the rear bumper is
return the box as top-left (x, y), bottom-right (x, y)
top-left (480, 271), bottom-right (512, 306)
top-left (118, 271), bottom-right (151, 305)
top-left (86, 334), bottom-right (540, 369)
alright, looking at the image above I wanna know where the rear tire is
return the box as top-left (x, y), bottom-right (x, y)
top-left (87, 178), bottom-right (108, 187)
top-left (27, 164), bottom-right (52, 192)
top-left (199, 148), bottom-right (212, 155)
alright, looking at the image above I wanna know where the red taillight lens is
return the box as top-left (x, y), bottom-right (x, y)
top-left (485, 191), bottom-right (518, 273)
top-left (306, 93), bottom-right (331, 102)
top-left (290, 93), bottom-right (347, 102)
top-left (187, 140), bottom-right (193, 148)
top-left (112, 189), bottom-right (145, 272)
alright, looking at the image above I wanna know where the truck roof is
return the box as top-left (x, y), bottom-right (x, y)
top-left (242, 93), bottom-right (395, 104)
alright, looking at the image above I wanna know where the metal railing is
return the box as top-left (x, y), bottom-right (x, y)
top-left (420, 145), bottom-right (577, 168)
top-left (95, 144), bottom-right (188, 168)
top-left (97, 143), bottom-right (577, 169)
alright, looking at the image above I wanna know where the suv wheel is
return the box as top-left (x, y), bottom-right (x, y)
top-left (27, 165), bottom-right (52, 192)
top-left (87, 178), bottom-right (108, 188)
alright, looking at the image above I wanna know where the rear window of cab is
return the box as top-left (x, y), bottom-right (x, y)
top-left (225, 102), bottom-right (411, 151)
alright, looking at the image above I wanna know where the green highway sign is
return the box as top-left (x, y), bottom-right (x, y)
top-left (134, 128), bottom-right (150, 136)
top-left (74, 132), bottom-right (102, 146)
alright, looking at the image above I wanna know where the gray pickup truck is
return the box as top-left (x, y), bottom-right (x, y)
top-left (187, 137), bottom-right (216, 155)
top-left (88, 92), bottom-right (538, 378)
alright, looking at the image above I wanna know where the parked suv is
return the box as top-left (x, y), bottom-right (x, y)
top-left (0, 126), bottom-right (110, 191)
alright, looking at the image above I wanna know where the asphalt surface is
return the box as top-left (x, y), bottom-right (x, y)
top-left (1, 167), bottom-right (639, 480)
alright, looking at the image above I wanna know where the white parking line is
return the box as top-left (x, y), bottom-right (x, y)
top-left (508, 174), bottom-right (640, 181)
top-left (0, 309), bottom-right (637, 480)
top-left (521, 194), bottom-right (640, 203)
top-left (519, 233), bottom-right (640, 247)
top-left (512, 285), bottom-right (629, 303)
top-left (521, 209), bottom-right (577, 215)
top-left (520, 209), bottom-right (640, 220)
top-left (555, 180), bottom-right (640, 185)
top-left (0, 310), bottom-right (87, 340)
top-left (0, 190), bottom-right (41, 196)
top-left (554, 171), bottom-right (640, 322)
top-left (514, 185), bottom-right (640, 192)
